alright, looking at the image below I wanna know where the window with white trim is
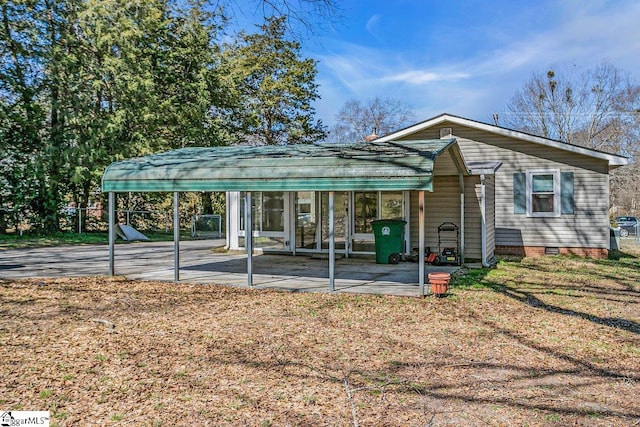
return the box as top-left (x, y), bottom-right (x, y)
top-left (526, 170), bottom-right (561, 217)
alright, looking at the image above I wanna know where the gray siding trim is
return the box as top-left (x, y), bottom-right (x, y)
top-left (513, 173), bottom-right (526, 214)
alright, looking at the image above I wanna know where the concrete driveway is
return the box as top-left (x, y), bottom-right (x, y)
top-left (0, 240), bottom-right (460, 297)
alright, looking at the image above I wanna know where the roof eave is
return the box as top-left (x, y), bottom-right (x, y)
top-left (102, 139), bottom-right (455, 193)
top-left (468, 161), bottom-right (503, 175)
top-left (375, 113), bottom-right (630, 167)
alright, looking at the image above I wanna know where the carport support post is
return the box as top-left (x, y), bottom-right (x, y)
top-left (246, 192), bottom-right (253, 287)
top-left (108, 192), bottom-right (115, 276)
top-left (328, 191), bottom-right (335, 291)
top-left (418, 190), bottom-right (426, 296)
top-left (173, 191), bottom-right (180, 282)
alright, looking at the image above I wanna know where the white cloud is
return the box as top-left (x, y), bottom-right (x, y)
top-left (315, 42), bottom-right (395, 91)
top-left (365, 14), bottom-right (382, 37)
top-left (312, 0), bottom-right (640, 127)
top-left (384, 70), bottom-right (471, 84)
top-left (466, 0), bottom-right (640, 77)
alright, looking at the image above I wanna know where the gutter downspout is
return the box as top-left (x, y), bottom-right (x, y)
top-left (480, 174), bottom-right (490, 268)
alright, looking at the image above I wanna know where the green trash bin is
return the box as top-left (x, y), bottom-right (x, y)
top-left (371, 219), bottom-right (406, 264)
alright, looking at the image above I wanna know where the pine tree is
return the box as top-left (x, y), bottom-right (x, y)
top-left (225, 16), bottom-right (325, 145)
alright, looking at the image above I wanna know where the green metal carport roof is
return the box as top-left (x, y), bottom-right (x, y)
top-left (101, 139), bottom-right (460, 193)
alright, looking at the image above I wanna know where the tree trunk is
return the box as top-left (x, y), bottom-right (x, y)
top-left (201, 192), bottom-right (213, 215)
top-left (0, 203), bottom-right (7, 234)
top-left (42, 0), bottom-right (63, 232)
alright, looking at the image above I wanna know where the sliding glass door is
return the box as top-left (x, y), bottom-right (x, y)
top-left (237, 190), bottom-right (406, 254)
top-left (294, 191), bottom-right (318, 250)
top-left (239, 191), bottom-right (288, 250)
top-left (321, 192), bottom-right (347, 250)
top-left (351, 191), bottom-right (405, 252)
top-left (294, 191), bottom-right (348, 252)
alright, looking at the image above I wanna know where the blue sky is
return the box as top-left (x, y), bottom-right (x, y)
top-left (305, 0), bottom-right (640, 128)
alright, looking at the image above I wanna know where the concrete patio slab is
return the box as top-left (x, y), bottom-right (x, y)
top-left (0, 239), bottom-right (461, 297)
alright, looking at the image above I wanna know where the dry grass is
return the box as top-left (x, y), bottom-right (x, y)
top-left (1, 244), bottom-right (639, 426)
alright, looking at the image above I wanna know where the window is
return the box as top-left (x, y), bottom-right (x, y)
top-left (353, 191), bottom-right (378, 234)
top-left (351, 191), bottom-right (405, 252)
top-left (381, 192), bottom-right (403, 219)
top-left (514, 171), bottom-right (574, 216)
top-left (526, 170), bottom-right (561, 217)
top-left (239, 191), bottom-right (285, 232)
top-left (262, 192), bottom-right (285, 231)
top-left (295, 191), bottom-right (318, 249)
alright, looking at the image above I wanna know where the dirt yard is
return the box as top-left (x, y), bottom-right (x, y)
top-left (1, 247), bottom-right (639, 426)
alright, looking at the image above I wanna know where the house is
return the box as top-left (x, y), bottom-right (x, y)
top-left (103, 137), bottom-right (489, 291)
top-left (224, 113), bottom-right (628, 260)
top-left (375, 113), bottom-right (628, 258)
top-left (101, 113), bottom-right (628, 293)
top-left (224, 142), bottom-right (497, 266)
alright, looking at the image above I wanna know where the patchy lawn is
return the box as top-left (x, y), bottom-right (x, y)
top-left (0, 231), bottom-right (193, 250)
top-left (1, 246), bottom-right (639, 426)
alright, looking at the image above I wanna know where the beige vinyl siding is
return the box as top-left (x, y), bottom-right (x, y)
top-left (463, 176), bottom-right (484, 261)
top-left (432, 147), bottom-right (460, 176)
top-left (408, 176), bottom-right (482, 260)
top-left (399, 122), bottom-right (611, 249)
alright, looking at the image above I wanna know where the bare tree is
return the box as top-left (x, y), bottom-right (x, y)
top-left (610, 112), bottom-right (640, 215)
top-left (503, 62), bottom-right (640, 152)
top-left (503, 61), bottom-right (640, 215)
top-left (223, 0), bottom-right (341, 39)
top-left (330, 97), bottom-right (415, 143)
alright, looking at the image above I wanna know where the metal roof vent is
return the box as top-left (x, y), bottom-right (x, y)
top-left (440, 128), bottom-right (453, 139)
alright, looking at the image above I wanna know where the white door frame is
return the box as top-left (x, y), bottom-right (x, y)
top-left (237, 191), bottom-right (290, 251)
